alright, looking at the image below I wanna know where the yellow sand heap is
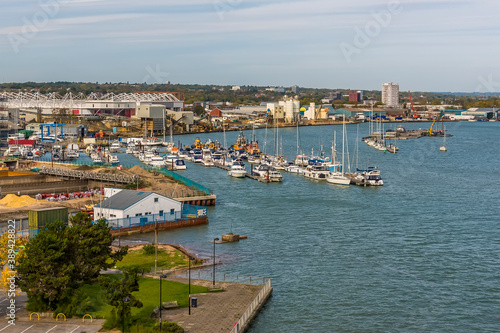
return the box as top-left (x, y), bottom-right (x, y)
top-left (0, 194), bottom-right (38, 207)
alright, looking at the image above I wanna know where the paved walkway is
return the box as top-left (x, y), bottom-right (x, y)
top-left (0, 278), bottom-right (267, 333)
top-left (162, 277), bottom-right (264, 333)
top-left (0, 294), bottom-right (104, 333)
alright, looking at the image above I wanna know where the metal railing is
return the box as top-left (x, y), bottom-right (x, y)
top-left (40, 165), bottom-right (138, 183)
top-left (230, 279), bottom-right (272, 333)
top-left (32, 159), bottom-right (211, 195)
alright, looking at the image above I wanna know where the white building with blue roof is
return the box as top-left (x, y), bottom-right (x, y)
top-left (94, 188), bottom-right (182, 222)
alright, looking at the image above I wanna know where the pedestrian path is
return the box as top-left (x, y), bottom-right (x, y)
top-left (163, 277), bottom-right (265, 333)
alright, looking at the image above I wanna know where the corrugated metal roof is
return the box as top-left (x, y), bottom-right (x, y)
top-left (94, 189), bottom-right (152, 210)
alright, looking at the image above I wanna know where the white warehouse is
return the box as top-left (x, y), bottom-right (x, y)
top-left (94, 188), bottom-right (182, 221)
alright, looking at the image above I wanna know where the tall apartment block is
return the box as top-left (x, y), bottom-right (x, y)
top-left (382, 82), bottom-right (399, 107)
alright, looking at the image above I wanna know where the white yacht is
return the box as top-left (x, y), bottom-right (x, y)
top-left (107, 154), bottom-right (119, 165)
top-left (141, 137), bottom-right (163, 146)
top-left (109, 141), bottom-right (122, 153)
top-left (294, 154), bottom-right (309, 167)
top-left (126, 142), bottom-right (138, 154)
top-left (285, 163), bottom-right (304, 174)
top-left (201, 156), bottom-right (214, 167)
top-left (177, 149), bottom-right (189, 159)
top-left (66, 143), bottom-right (80, 160)
top-left (148, 155), bottom-right (166, 168)
top-left (352, 167), bottom-right (384, 186)
top-left (228, 164), bottom-right (247, 178)
top-left (302, 164), bottom-right (330, 181)
top-left (172, 159), bottom-right (187, 170)
top-left (252, 164), bottom-right (283, 182)
top-left (326, 172), bottom-right (351, 185)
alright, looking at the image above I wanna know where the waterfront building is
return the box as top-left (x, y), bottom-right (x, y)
top-left (382, 82), bottom-right (399, 107)
top-left (94, 188), bottom-right (182, 221)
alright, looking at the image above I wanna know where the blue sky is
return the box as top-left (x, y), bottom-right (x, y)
top-left (1, 0), bottom-right (499, 92)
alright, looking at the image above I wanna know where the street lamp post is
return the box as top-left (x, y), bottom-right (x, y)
top-left (160, 274), bottom-right (167, 329)
top-left (213, 238), bottom-right (220, 287)
top-left (122, 297), bottom-right (130, 333)
top-left (188, 256), bottom-right (194, 315)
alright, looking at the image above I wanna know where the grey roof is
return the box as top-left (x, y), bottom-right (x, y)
top-left (94, 189), bottom-right (152, 210)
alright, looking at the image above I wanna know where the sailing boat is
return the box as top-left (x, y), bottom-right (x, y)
top-left (440, 126), bottom-right (447, 151)
top-left (327, 115), bottom-right (351, 185)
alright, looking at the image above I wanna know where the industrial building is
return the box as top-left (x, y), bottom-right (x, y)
top-left (266, 98), bottom-right (300, 123)
top-left (0, 91), bottom-right (184, 118)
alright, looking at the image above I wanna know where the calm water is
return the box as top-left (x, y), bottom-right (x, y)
top-left (123, 121), bottom-right (500, 332)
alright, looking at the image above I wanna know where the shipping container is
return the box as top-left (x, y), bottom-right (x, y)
top-left (29, 207), bottom-right (68, 230)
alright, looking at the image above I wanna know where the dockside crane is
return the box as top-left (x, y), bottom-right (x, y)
top-left (428, 110), bottom-right (444, 136)
top-left (408, 91), bottom-right (419, 118)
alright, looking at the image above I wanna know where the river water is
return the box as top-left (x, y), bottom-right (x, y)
top-left (122, 121), bottom-right (499, 332)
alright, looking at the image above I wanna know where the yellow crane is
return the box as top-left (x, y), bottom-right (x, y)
top-left (428, 110), bottom-right (444, 136)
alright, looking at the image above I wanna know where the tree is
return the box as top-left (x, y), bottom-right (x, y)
top-left (17, 213), bottom-right (127, 310)
top-left (0, 232), bottom-right (28, 266)
top-left (193, 105), bottom-right (206, 116)
top-left (99, 267), bottom-right (143, 331)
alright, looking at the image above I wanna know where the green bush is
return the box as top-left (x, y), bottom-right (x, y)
top-left (102, 308), bottom-right (119, 331)
top-left (130, 322), bottom-right (184, 333)
top-left (143, 244), bottom-right (156, 255)
top-left (54, 291), bottom-right (95, 318)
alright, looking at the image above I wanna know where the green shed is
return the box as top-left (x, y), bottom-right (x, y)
top-left (28, 207), bottom-right (69, 230)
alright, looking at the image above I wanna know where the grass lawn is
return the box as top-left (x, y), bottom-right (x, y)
top-left (114, 246), bottom-right (201, 273)
top-left (80, 275), bottom-right (210, 321)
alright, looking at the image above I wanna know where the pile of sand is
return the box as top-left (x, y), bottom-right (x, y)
top-left (0, 194), bottom-right (38, 207)
top-left (129, 165), bottom-right (152, 178)
top-left (77, 165), bottom-right (94, 171)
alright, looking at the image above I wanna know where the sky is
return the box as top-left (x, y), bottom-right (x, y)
top-left (1, 0), bottom-right (500, 92)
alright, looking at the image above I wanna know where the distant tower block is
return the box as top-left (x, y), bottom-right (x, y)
top-left (382, 82), bottom-right (399, 107)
